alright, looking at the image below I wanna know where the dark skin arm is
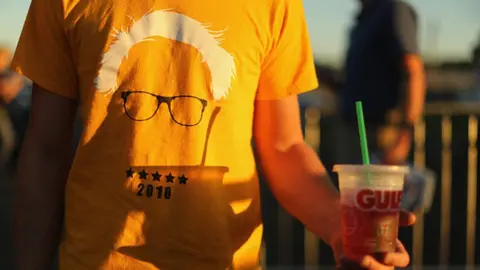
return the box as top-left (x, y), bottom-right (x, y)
top-left (383, 2), bottom-right (426, 165)
top-left (383, 55), bottom-right (425, 165)
top-left (14, 84), bottom-right (78, 270)
top-left (0, 72), bottom-right (24, 104)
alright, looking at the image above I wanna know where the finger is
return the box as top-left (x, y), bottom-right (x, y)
top-left (379, 252), bottom-right (410, 268)
top-left (363, 241), bottom-right (410, 269)
top-left (359, 255), bottom-right (394, 270)
top-left (399, 211), bottom-right (416, 227)
top-left (396, 239), bottom-right (407, 253)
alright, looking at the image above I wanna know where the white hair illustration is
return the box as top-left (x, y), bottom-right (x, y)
top-left (94, 9), bottom-right (236, 101)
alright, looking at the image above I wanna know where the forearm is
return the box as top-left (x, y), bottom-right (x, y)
top-left (14, 136), bottom-right (73, 270)
top-left (256, 141), bottom-right (341, 246)
top-left (404, 55), bottom-right (426, 124)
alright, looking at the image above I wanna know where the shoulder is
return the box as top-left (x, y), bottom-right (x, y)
top-left (394, 0), bottom-right (417, 18)
top-left (266, 0), bottom-right (305, 14)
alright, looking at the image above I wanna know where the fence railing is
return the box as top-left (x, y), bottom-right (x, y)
top-left (260, 101), bottom-right (480, 269)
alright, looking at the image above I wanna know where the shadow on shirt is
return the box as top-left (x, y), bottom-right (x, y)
top-left (60, 91), bottom-right (261, 269)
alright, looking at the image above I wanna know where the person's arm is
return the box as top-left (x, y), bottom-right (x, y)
top-left (253, 0), bottom-right (342, 253)
top-left (253, 95), bottom-right (341, 248)
top-left (395, 1), bottom-right (426, 125)
top-left (10, 0), bottom-right (80, 268)
top-left (382, 2), bottom-right (425, 165)
top-left (14, 85), bottom-right (78, 269)
top-left (253, 1), bottom-right (414, 268)
top-left (0, 72), bottom-right (24, 104)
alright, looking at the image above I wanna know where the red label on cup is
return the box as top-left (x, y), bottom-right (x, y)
top-left (354, 189), bottom-right (402, 211)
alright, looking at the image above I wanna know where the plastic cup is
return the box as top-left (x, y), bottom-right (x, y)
top-left (333, 164), bottom-right (409, 259)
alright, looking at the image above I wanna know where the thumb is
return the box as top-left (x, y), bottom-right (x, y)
top-left (399, 211), bottom-right (416, 227)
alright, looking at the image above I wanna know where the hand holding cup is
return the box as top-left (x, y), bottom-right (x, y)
top-left (337, 211), bottom-right (416, 269)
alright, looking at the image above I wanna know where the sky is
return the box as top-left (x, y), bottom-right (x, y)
top-left (0, 0), bottom-right (479, 66)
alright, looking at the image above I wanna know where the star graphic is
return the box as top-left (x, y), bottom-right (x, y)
top-left (126, 168), bottom-right (134, 178)
top-left (165, 173), bottom-right (175, 183)
top-left (152, 171), bottom-right (162, 181)
top-left (178, 174), bottom-right (188, 184)
top-left (138, 169), bottom-right (148, 180)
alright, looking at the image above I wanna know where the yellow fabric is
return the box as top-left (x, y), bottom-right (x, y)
top-left (12, 0), bottom-right (318, 269)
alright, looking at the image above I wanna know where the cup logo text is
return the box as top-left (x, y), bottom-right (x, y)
top-left (354, 189), bottom-right (402, 211)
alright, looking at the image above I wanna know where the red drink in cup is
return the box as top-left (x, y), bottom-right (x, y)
top-left (334, 165), bottom-right (408, 259)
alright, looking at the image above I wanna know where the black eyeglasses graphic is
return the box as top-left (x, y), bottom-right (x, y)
top-left (120, 90), bottom-right (208, 127)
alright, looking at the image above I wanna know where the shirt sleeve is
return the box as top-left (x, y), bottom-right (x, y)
top-left (256, 0), bottom-right (319, 100)
top-left (394, 1), bottom-right (419, 54)
top-left (11, 0), bottom-right (78, 99)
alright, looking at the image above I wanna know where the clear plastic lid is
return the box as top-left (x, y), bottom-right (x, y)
top-left (333, 164), bottom-right (410, 174)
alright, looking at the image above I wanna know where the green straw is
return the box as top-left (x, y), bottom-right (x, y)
top-left (356, 101), bottom-right (376, 249)
top-left (355, 101), bottom-right (371, 184)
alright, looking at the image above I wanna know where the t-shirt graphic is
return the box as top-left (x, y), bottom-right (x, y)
top-left (95, 9), bottom-right (236, 102)
top-left (12, 0), bottom-right (318, 269)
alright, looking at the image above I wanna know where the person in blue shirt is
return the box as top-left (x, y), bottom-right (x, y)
top-left (337, 0), bottom-right (426, 165)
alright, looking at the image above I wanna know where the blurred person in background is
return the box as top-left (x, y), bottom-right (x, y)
top-left (0, 48), bottom-right (15, 166)
top-left (11, 0), bottom-right (415, 269)
top-left (335, 0), bottom-right (426, 165)
top-left (0, 47), bottom-right (30, 173)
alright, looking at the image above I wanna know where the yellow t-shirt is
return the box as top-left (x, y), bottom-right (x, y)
top-left (12, 0), bottom-right (318, 269)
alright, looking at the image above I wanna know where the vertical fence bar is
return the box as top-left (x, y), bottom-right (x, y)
top-left (277, 207), bottom-right (293, 266)
top-left (304, 107), bottom-right (321, 268)
top-left (260, 241), bottom-right (266, 269)
top-left (413, 119), bottom-right (426, 270)
top-left (466, 115), bottom-right (478, 269)
top-left (439, 115), bottom-right (452, 268)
